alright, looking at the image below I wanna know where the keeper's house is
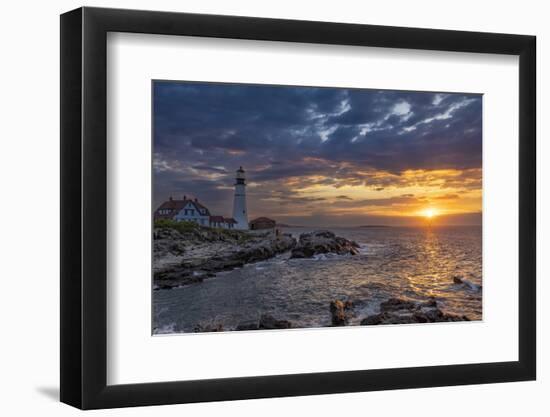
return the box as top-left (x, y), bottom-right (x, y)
top-left (154, 196), bottom-right (237, 229)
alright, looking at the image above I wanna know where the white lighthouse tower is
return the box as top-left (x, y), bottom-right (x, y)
top-left (232, 166), bottom-right (249, 230)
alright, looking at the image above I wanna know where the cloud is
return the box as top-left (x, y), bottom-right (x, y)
top-left (434, 193), bottom-right (460, 200)
top-left (153, 81), bottom-right (482, 224)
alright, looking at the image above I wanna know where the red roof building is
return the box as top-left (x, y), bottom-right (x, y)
top-left (249, 217), bottom-right (276, 230)
top-left (154, 196), bottom-right (237, 229)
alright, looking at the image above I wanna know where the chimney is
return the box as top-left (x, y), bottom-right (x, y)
top-left (194, 197), bottom-right (198, 202)
top-left (169, 195), bottom-right (173, 201)
top-left (183, 195), bottom-right (186, 200)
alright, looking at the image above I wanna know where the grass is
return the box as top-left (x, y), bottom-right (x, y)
top-left (154, 218), bottom-right (201, 233)
top-left (154, 219), bottom-right (254, 243)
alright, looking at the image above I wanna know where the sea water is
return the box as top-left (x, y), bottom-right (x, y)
top-left (153, 226), bottom-right (482, 334)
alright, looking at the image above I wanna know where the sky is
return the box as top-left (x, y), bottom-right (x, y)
top-left (153, 81), bottom-right (482, 226)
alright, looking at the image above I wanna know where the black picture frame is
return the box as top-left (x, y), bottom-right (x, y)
top-left (60, 6), bottom-right (536, 410)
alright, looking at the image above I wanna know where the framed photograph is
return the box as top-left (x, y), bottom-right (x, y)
top-left (60, 7), bottom-right (536, 409)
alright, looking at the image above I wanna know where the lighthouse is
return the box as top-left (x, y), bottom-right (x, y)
top-left (232, 167), bottom-right (249, 230)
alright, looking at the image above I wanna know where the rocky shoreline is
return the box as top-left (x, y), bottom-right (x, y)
top-left (153, 223), bottom-right (359, 289)
top-left (182, 297), bottom-right (470, 333)
top-left (153, 222), bottom-right (474, 332)
top-left (358, 297), bottom-right (470, 325)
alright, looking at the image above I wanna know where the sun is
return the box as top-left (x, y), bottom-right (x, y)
top-left (422, 208), bottom-right (438, 219)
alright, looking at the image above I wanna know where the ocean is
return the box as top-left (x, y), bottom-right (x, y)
top-left (153, 225), bottom-right (482, 334)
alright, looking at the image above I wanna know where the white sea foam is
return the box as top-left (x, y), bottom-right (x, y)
top-left (358, 243), bottom-right (387, 255)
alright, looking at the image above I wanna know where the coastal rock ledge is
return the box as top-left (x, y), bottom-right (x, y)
top-left (360, 297), bottom-right (470, 325)
top-left (154, 223), bottom-right (296, 289)
top-left (290, 230), bottom-right (360, 259)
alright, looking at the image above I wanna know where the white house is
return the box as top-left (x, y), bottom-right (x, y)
top-left (154, 196), bottom-right (210, 226)
top-left (174, 198), bottom-right (211, 225)
top-left (154, 196), bottom-right (237, 229)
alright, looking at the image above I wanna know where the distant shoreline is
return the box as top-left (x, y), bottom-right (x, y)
top-left (278, 224), bottom-right (480, 229)
top-left (359, 225), bottom-right (392, 228)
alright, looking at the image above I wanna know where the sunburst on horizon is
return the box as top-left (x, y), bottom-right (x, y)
top-left (421, 208), bottom-right (439, 219)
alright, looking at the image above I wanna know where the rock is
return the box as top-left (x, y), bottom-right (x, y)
top-left (235, 321), bottom-right (260, 331)
top-left (193, 323), bottom-right (224, 332)
top-left (361, 315), bottom-right (383, 325)
top-left (421, 297), bottom-right (438, 308)
top-left (157, 284), bottom-right (174, 290)
top-left (329, 300), bottom-right (354, 326)
top-left (360, 298), bottom-right (470, 325)
top-left (289, 246), bottom-right (316, 259)
top-left (234, 315), bottom-right (292, 331)
top-left (452, 276), bottom-right (482, 292)
top-left (380, 297), bottom-right (417, 312)
top-left (259, 314), bottom-right (292, 329)
top-left (290, 230), bottom-right (360, 259)
top-left (153, 272), bottom-right (204, 289)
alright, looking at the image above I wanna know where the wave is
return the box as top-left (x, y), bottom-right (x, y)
top-left (358, 243), bottom-right (387, 255)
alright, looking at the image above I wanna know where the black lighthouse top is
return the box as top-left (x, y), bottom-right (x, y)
top-left (235, 166), bottom-right (246, 185)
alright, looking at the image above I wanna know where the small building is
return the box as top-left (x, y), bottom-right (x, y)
top-left (223, 217), bottom-right (237, 229)
top-left (209, 215), bottom-right (225, 228)
top-left (249, 217), bottom-right (276, 230)
top-left (209, 216), bottom-right (237, 229)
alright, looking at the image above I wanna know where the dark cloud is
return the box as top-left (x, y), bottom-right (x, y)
top-left (153, 81), bottom-right (482, 220)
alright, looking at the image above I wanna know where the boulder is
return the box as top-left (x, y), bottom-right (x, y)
top-left (235, 314), bottom-right (292, 331)
top-left (329, 300), bottom-right (354, 326)
top-left (452, 276), bottom-right (482, 292)
top-left (259, 314), bottom-right (292, 329)
top-left (290, 230), bottom-right (360, 259)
